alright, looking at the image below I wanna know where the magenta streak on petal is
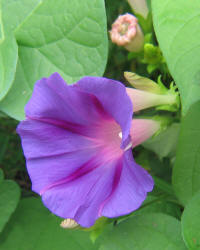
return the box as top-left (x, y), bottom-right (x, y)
top-left (84, 89), bottom-right (113, 121)
top-left (26, 116), bottom-right (94, 137)
top-left (39, 123), bottom-right (124, 197)
top-left (98, 157), bottom-right (123, 216)
top-left (27, 148), bottom-right (98, 161)
top-left (25, 115), bottom-right (123, 151)
top-left (25, 98), bottom-right (116, 140)
top-left (39, 155), bottom-right (102, 195)
top-left (47, 78), bottom-right (113, 122)
top-left (27, 87), bottom-right (113, 132)
top-left (71, 84), bottom-right (112, 121)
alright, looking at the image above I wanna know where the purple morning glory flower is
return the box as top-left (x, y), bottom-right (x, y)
top-left (17, 73), bottom-right (154, 227)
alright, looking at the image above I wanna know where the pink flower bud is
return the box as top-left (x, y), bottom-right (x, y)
top-left (127, 0), bottom-right (149, 19)
top-left (130, 119), bottom-right (160, 148)
top-left (110, 14), bottom-right (144, 52)
top-left (126, 88), bottom-right (178, 112)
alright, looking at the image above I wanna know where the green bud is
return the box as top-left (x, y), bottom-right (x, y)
top-left (144, 43), bottom-right (163, 65)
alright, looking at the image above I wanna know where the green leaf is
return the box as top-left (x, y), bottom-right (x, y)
top-left (99, 213), bottom-right (186, 250)
top-left (0, 173), bottom-right (20, 233)
top-left (181, 191), bottom-right (200, 249)
top-left (152, 0), bottom-right (200, 114)
top-left (172, 101), bottom-right (200, 205)
top-left (0, 0), bottom-right (108, 120)
top-left (0, 9), bottom-right (4, 41)
top-left (0, 0), bottom-right (42, 101)
top-left (143, 123), bottom-right (180, 159)
top-left (0, 198), bottom-right (98, 250)
top-left (0, 36), bottom-right (18, 100)
top-left (2, 0), bottom-right (42, 33)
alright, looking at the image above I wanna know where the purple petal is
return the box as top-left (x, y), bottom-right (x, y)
top-left (74, 77), bottom-right (133, 148)
top-left (25, 73), bottom-right (111, 127)
top-left (102, 149), bottom-right (154, 217)
top-left (17, 119), bottom-right (97, 159)
top-left (41, 156), bottom-right (121, 227)
top-left (17, 119), bottom-right (99, 193)
top-left (40, 149), bottom-right (153, 227)
top-left (26, 149), bottom-right (98, 195)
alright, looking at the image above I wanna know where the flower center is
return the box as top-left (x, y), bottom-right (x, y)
top-left (90, 119), bottom-right (132, 163)
top-left (119, 22), bottom-right (130, 36)
top-left (118, 132), bottom-right (132, 151)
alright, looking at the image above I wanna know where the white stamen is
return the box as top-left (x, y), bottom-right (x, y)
top-left (124, 142), bottom-right (133, 151)
top-left (118, 132), bottom-right (132, 151)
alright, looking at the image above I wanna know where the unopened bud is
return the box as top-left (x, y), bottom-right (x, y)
top-left (130, 116), bottom-right (173, 148)
top-left (126, 88), bottom-right (179, 112)
top-left (127, 0), bottom-right (149, 19)
top-left (124, 72), bottom-right (162, 94)
top-left (125, 72), bottom-right (179, 112)
top-left (110, 14), bottom-right (144, 52)
top-left (130, 119), bottom-right (161, 148)
top-left (60, 218), bottom-right (79, 229)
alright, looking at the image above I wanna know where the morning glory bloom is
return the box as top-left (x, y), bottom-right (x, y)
top-left (17, 73), bottom-right (154, 227)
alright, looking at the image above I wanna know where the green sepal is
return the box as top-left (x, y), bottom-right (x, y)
top-left (82, 217), bottom-right (113, 243)
top-left (156, 81), bottom-right (180, 112)
top-left (143, 43), bottom-right (163, 65)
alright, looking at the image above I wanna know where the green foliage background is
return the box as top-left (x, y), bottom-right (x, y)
top-left (1, 0), bottom-right (200, 249)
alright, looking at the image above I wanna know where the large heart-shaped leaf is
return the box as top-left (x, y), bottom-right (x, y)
top-left (0, 197), bottom-right (98, 250)
top-left (0, 169), bottom-right (20, 233)
top-left (152, 0), bottom-right (200, 114)
top-left (2, 0), bottom-right (42, 33)
top-left (172, 101), bottom-right (200, 205)
top-left (0, 0), bottom-right (108, 120)
top-left (99, 213), bottom-right (186, 250)
top-left (0, 0), bottom-right (42, 100)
